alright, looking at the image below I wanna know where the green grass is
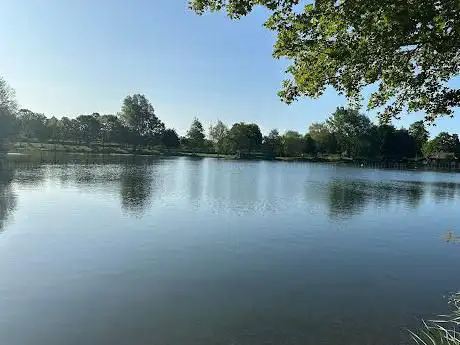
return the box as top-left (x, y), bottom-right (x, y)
top-left (410, 293), bottom-right (460, 345)
top-left (11, 141), bottom-right (159, 155)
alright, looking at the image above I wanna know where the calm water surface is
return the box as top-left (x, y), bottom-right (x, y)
top-left (1, 157), bottom-right (460, 345)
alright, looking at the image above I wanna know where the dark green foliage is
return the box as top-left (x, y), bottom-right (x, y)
top-left (162, 129), bottom-right (180, 148)
top-left (262, 129), bottom-right (283, 157)
top-left (326, 107), bottom-right (373, 158)
top-left (17, 109), bottom-right (48, 141)
top-left (306, 108), bottom-right (423, 159)
top-left (75, 114), bottom-right (102, 144)
top-left (308, 123), bottom-right (337, 154)
top-left (229, 122), bottom-right (262, 153)
top-left (209, 120), bottom-right (230, 154)
top-left (282, 130), bottom-right (304, 157)
top-left (190, 0), bottom-right (460, 122)
top-left (59, 117), bottom-right (77, 142)
top-left (186, 118), bottom-right (206, 150)
top-left (303, 133), bottom-right (317, 156)
top-left (423, 132), bottom-right (460, 159)
top-left (120, 94), bottom-right (165, 145)
top-left (100, 115), bottom-right (126, 144)
top-left (391, 129), bottom-right (418, 159)
top-left (375, 124), bottom-right (397, 158)
top-left (409, 121), bottom-right (430, 155)
top-left (371, 125), bottom-right (417, 159)
top-left (0, 77), bottom-right (18, 151)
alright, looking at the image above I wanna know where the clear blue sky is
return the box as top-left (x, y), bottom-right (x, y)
top-left (1, 0), bottom-right (458, 137)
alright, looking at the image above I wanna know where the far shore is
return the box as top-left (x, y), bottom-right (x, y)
top-left (3, 141), bottom-right (460, 172)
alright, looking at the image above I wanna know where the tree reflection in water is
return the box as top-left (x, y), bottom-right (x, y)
top-left (120, 164), bottom-right (153, 217)
top-left (0, 164), bottom-right (16, 233)
top-left (323, 179), bottom-right (426, 219)
top-left (323, 178), bottom-right (460, 219)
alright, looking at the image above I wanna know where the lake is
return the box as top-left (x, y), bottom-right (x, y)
top-left (1, 156), bottom-right (459, 345)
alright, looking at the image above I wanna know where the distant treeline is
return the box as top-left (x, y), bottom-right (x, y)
top-left (2, 88), bottom-right (460, 160)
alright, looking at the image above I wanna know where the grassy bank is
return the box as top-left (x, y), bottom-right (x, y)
top-left (11, 141), bottom-right (161, 156)
top-left (7, 141), bottom-right (460, 172)
top-left (8, 141), bottom-right (346, 162)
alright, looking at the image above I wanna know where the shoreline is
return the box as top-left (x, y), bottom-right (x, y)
top-left (4, 145), bottom-right (460, 172)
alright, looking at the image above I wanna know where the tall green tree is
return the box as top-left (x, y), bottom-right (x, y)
top-left (99, 115), bottom-right (126, 144)
top-left (17, 109), bottom-right (48, 141)
top-left (46, 117), bottom-right (60, 142)
top-left (75, 114), bottom-right (102, 145)
top-left (209, 120), bottom-right (230, 154)
top-left (162, 128), bottom-right (180, 148)
top-left (186, 118), bottom-right (206, 150)
top-left (245, 123), bottom-right (263, 153)
top-left (303, 133), bottom-right (317, 156)
top-left (375, 124), bottom-right (397, 158)
top-left (229, 122), bottom-right (262, 153)
top-left (423, 132), bottom-right (460, 159)
top-left (326, 108), bottom-right (372, 157)
top-left (282, 130), bottom-right (304, 157)
top-left (120, 94), bottom-right (165, 144)
top-left (262, 129), bottom-right (283, 157)
top-left (308, 123), bottom-right (337, 154)
top-left (190, 0), bottom-right (460, 122)
top-left (59, 117), bottom-right (76, 142)
top-left (0, 77), bottom-right (18, 151)
top-left (409, 121), bottom-right (429, 156)
top-left (392, 129), bottom-right (418, 159)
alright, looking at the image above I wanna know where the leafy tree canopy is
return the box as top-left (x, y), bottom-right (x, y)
top-left (100, 115), bottom-right (126, 143)
top-left (229, 122), bottom-right (263, 153)
top-left (17, 109), bottom-right (48, 140)
top-left (423, 131), bottom-right (460, 158)
top-left (262, 129), bottom-right (283, 157)
top-left (162, 128), bottom-right (181, 148)
top-left (282, 130), bottom-right (304, 157)
top-left (409, 120), bottom-right (429, 152)
top-left (75, 115), bottom-right (102, 144)
top-left (308, 122), bottom-right (336, 153)
top-left (187, 117), bottom-right (206, 149)
top-left (120, 94), bottom-right (164, 138)
top-left (304, 133), bottom-right (317, 155)
top-left (0, 77), bottom-right (18, 147)
top-left (190, 0), bottom-right (460, 122)
top-left (209, 120), bottom-right (230, 153)
top-left (326, 107), bottom-right (373, 157)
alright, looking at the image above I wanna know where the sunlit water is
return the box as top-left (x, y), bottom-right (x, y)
top-left (1, 156), bottom-right (460, 345)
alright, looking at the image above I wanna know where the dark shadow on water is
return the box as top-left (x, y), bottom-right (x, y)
top-left (4, 154), bottom-right (162, 219)
top-left (326, 180), bottom-right (368, 219)
top-left (307, 178), bottom-right (458, 219)
top-left (430, 181), bottom-right (459, 202)
top-left (120, 164), bottom-right (153, 217)
top-left (0, 162), bottom-right (17, 233)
